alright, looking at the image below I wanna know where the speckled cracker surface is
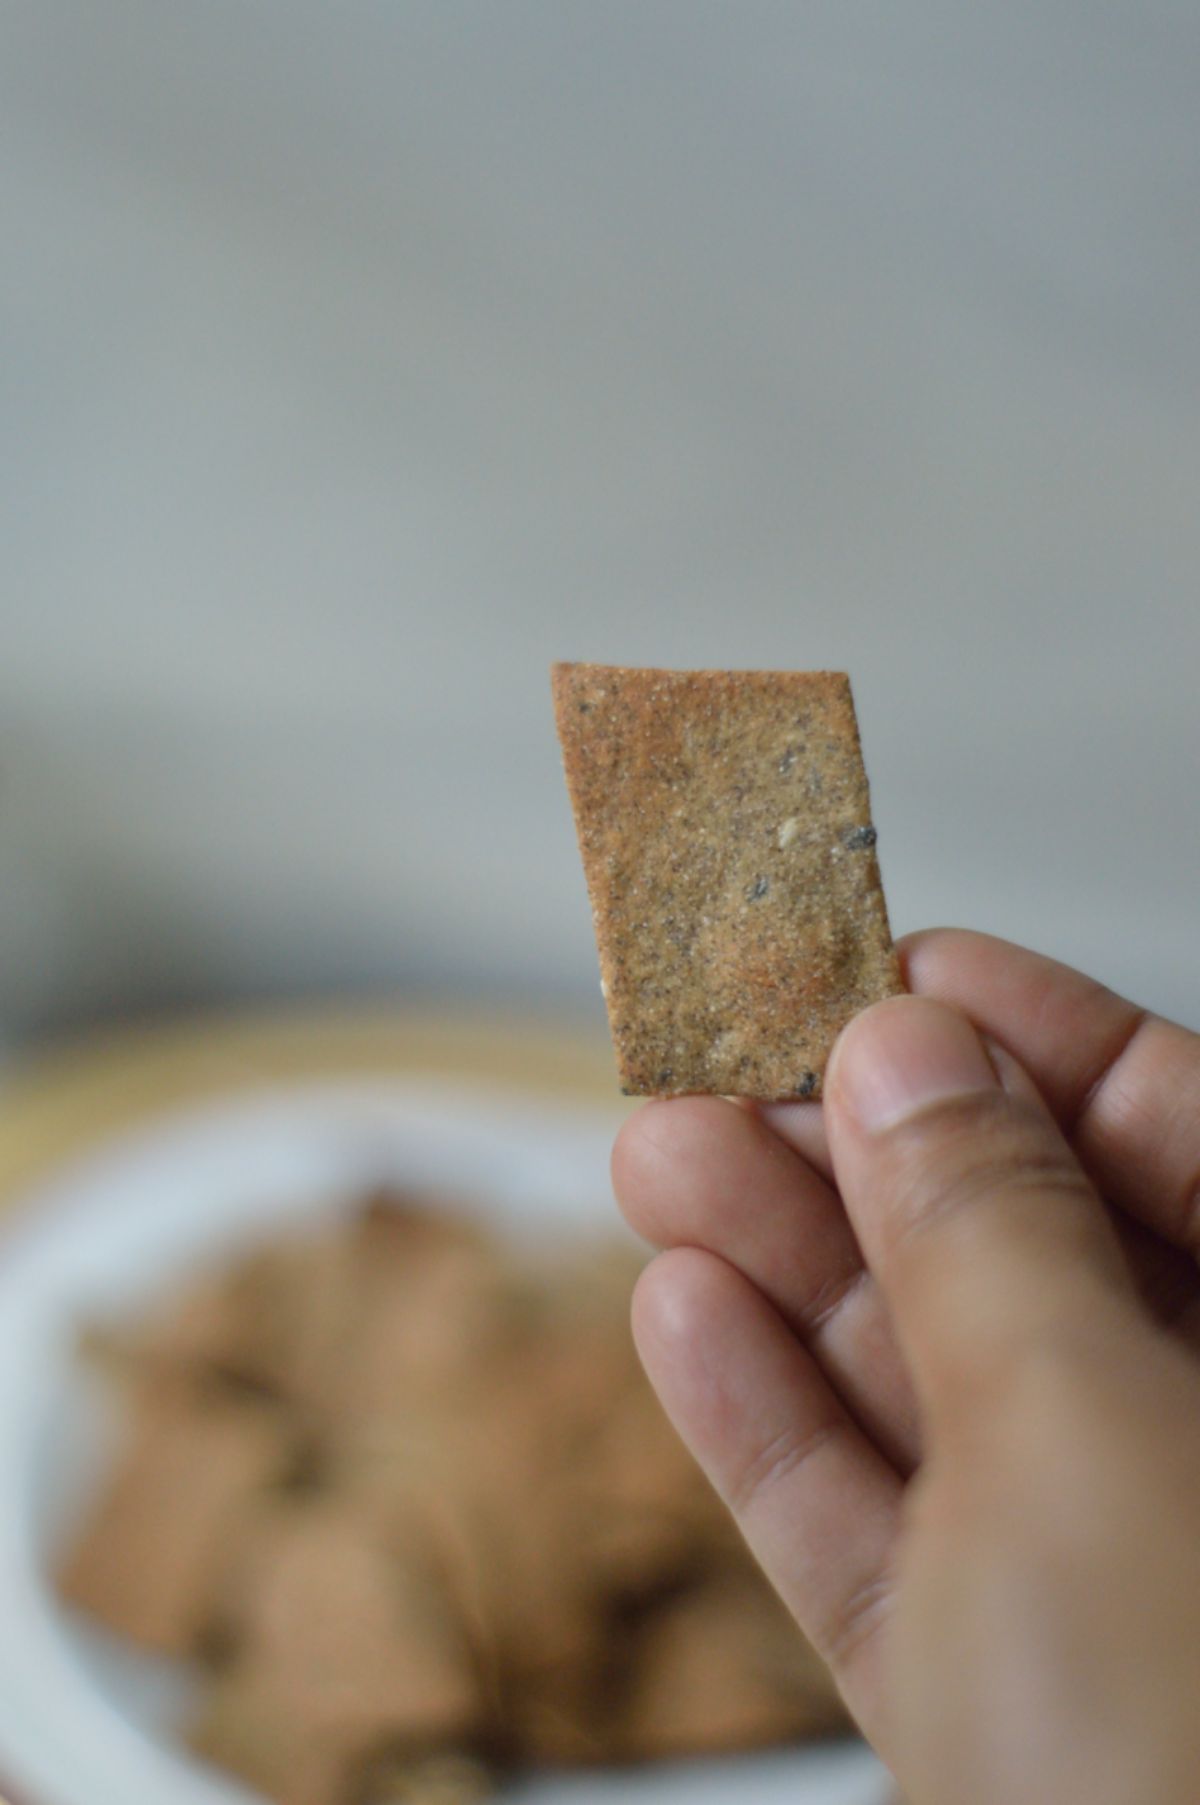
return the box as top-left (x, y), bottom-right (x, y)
top-left (552, 664), bottom-right (902, 1100)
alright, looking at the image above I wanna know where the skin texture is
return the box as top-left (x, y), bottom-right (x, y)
top-left (612, 929), bottom-right (1200, 1805)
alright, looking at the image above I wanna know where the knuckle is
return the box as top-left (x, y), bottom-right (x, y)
top-left (801, 1262), bottom-right (869, 1337)
top-left (813, 1566), bottom-right (893, 1679)
top-left (726, 1413), bottom-right (843, 1518)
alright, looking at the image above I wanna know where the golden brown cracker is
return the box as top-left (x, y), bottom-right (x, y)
top-left (363, 1751), bottom-right (494, 1805)
top-left (65, 1189), bottom-right (858, 1797)
top-left (618, 1575), bottom-right (848, 1759)
top-left (58, 1387), bottom-right (292, 1654)
top-left (216, 1495), bottom-right (479, 1736)
top-left (552, 663), bottom-right (902, 1098)
top-left (189, 1668), bottom-right (353, 1805)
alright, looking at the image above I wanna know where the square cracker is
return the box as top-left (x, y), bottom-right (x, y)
top-left (57, 1385), bottom-right (292, 1654)
top-left (552, 664), bottom-right (902, 1099)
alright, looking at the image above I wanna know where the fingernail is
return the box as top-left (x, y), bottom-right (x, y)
top-left (827, 996), bottom-right (998, 1133)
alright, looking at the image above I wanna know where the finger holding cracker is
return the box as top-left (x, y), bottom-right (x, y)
top-left (552, 664), bottom-right (902, 1099)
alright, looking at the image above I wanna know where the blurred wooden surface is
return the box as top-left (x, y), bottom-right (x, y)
top-left (0, 1007), bottom-right (622, 1207)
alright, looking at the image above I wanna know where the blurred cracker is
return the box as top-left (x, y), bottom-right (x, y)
top-left (96, 1225), bottom-right (364, 1410)
top-left (618, 1573), bottom-right (849, 1760)
top-left (194, 1495), bottom-right (483, 1805)
top-left (214, 1494), bottom-right (479, 1734)
top-left (57, 1383), bottom-right (293, 1654)
top-left (364, 1751), bottom-right (494, 1805)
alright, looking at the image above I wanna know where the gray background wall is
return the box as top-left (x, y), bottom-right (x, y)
top-left (3, 3), bottom-right (1198, 1040)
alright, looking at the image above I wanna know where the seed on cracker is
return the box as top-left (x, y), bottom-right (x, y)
top-left (551, 664), bottom-right (903, 1099)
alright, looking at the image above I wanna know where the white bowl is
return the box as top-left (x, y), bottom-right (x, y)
top-left (0, 1078), bottom-right (888, 1805)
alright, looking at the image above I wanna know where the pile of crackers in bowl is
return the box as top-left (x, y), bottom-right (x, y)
top-left (59, 1191), bottom-right (848, 1805)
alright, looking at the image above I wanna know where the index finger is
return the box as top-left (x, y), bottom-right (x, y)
top-left (901, 929), bottom-right (1200, 1253)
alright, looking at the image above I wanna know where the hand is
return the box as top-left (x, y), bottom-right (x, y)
top-left (612, 929), bottom-right (1200, 1805)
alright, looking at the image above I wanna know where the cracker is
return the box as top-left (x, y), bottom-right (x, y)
top-left (57, 1385), bottom-right (293, 1653)
top-left (617, 1575), bottom-right (848, 1759)
top-left (552, 664), bottom-right (902, 1099)
top-left (214, 1496), bottom-right (479, 1734)
top-left (192, 1498), bottom-right (482, 1805)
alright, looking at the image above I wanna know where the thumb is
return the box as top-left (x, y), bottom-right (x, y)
top-left (823, 995), bottom-right (1138, 1433)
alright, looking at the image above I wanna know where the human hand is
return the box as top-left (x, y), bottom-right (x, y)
top-left (612, 930), bottom-right (1200, 1805)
